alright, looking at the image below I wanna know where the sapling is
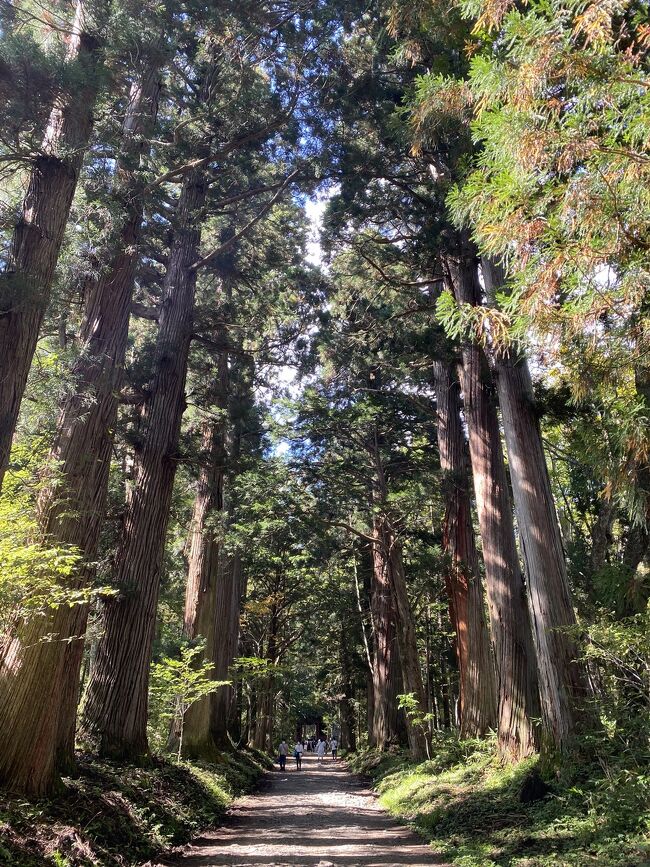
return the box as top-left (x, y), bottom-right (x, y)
top-left (150, 643), bottom-right (229, 761)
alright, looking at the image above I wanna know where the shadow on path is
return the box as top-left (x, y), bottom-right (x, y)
top-left (154, 754), bottom-right (448, 867)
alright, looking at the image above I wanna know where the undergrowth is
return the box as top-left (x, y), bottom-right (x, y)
top-left (0, 747), bottom-right (269, 866)
top-left (348, 733), bottom-right (650, 867)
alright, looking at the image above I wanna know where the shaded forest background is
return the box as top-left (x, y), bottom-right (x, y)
top-left (0, 0), bottom-right (648, 864)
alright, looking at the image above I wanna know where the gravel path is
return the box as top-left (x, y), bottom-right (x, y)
top-left (157, 753), bottom-right (449, 866)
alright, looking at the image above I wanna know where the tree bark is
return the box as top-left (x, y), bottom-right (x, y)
top-left (482, 257), bottom-right (592, 751)
top-left (179, 389), bottom-right (227, 758)
top-left (0, 0), bottom-right (108, 489)
top-left (0, 55), bottom-right (162, 796)
top-left (432, 358), bottom-right (498, 737)
top-left (386, 533), bottom-right (429, 759)
top-left (213, 357), bottom-right (251, 746)
top-left (591, 498), bottom-right (616, 575)
top-left (447, 249), bottom-right (539, 760)
top-left (339, 624), bottom-right (357, 752)
top-left (80, 164), bottom-right (208, 759)
top-left (213, 551), bottom-right (243, 743)
top-left (370, 513), bottom-right (399, 750)
top-left (252, 605), bottom-right (278, 752)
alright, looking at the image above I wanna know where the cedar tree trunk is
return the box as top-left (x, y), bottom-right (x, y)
top-left (81, 165), bottom-right (208, 759)
top-left (432, 358), bottom-right (497, 737)
top-left (0, 0), bottom-right (108, 489)
top-left (370, 513), bottom-right (399, 750)
top-left (179, 399), bottom-right (227, 758)
top-left (448, 250), bottom-right (540, 760)
top-left (482, 257), bottom-right (591, 751)
top-left (0, 56), bottom-right (161, 795)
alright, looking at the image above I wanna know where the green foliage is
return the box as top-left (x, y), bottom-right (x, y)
top-left (0, 751), bottom-right (264, 866)
top-left (447, 1), bottom-right (650, 384)
top-left (0, 447), bottom-right (98, 637)
top-left (149, 643), bottom-right (229, 759)
top-left (351, 732), bottom-right (649, 867)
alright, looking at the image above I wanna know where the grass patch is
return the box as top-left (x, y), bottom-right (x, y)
top-left (348, 735), bottom-right (649, 867)
top-left (0, 748), bottom-right (266, 866)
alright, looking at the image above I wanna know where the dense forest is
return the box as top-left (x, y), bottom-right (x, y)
top-left (0, 0), bottom-right (648, 865)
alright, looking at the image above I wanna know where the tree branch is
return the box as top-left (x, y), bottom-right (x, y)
top-left (191, 169), bottom-right (300, 272)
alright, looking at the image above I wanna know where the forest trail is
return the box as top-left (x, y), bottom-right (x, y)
top-left (156, 753), bottom-right (448, 866)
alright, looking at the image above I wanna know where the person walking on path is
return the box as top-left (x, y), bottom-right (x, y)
top-left (330, 737), bottom-right (338, 760)
top-left (315, 737), bottom-right (326, 765)
top-left (293, 738), bottom-right (303, 770)
top-left (278, 739), bottom-right (288, 771)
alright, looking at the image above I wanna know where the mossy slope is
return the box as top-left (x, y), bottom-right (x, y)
top-left (0, 748), bottom-right (271, 866)
top-left (348, 737), bottom-right (649, 867)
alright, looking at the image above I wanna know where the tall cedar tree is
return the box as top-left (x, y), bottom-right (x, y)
top-left (0, 0), bottom-right (109, 490)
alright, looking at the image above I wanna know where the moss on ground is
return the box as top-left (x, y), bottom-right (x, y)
top-left (347, 736), bottom-right (650, 867)
top-left (0, 748), bottom-right (269, 866)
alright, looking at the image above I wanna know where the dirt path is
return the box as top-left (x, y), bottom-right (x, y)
top-left (157, 753), bottom-right (449, 866)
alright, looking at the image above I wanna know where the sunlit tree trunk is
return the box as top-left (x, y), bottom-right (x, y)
top-left (81, 165), bottom-right (208, 759)
top-left (432, 358), bottom-right (497, 737)
top-left (179, 391), bottom-right (227, 758)
top-left (0, 0), bottom-right (108, 490)
top-left (482, 258), bottom-right (591, 751)
top-left (447, 248), bottom-right (539, 760)
top-left (0, 56), bottom-right (162, 796)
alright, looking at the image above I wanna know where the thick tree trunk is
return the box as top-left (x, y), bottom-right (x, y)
top-left (0, 0), bottom-right (108, 489)
top-left (339, 625), bottom-right (357, 752)
top-left (0, 57), bottom-right (161, 796)
top-left (370, 514), bottom-right (399, 750)
top-left (211, 552), bottom-right (243, 744)
top-left (482, 258), bottom-right (592, 751)
top-left (81, 166), bottom-right (208, 759)
top-left (213, 362), bottom-right (251, 746)
top-left (387, 535), bottom-right (429, 759)
top-left (432, 358), bottom-right (498, 737)
top-left (447, 250), bottom-right (539, 760)
top-left (252, 609), bottom-right (277, 753)
top-left (180, 397), bottom-right (227, 758)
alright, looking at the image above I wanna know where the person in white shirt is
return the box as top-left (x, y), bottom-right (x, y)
top-left (330, 737), bottom-right (338, 760)
top-left (293, 739), bottom-right (303, 770)
top-left (315, 737), bottom-right (326, 764)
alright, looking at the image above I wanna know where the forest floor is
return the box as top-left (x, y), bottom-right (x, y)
top-left (0, 749), bottom-right (270, 866)
top-left (154, 752), bottom-right (448, 866)
top-left (347, 738), bottom-right (650, 867)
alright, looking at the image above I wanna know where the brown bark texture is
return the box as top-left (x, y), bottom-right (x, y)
top-left (339, 625), bottom-right (357, 752)
top-left (370, 513), bottom-right (399, 750)
top-left (0, 0), bottom-right (108, 490)
top-left (0, 56), bottom-right (161, 796)
top-left (252, 605), bottom-right (278, 752)
top-left (181, 338), bottom-right (244, 756)
top-left (448, 250), bottom-right (540, 760)
top-left (386, 532), bottom-right (430, 759)
top-left (180, 413), bottom-right (226, 757)
top-left (81, 165), bottom-right (208, 759)
top-left (482, 257), bottom-right (591, 751)
top-left (432, 358), bottom-right (498, 737)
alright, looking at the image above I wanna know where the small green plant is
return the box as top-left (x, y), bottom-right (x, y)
top-left (397, 692), bottom-right (435, 759)
top-left (150, 642), bottom-right (229, 760)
